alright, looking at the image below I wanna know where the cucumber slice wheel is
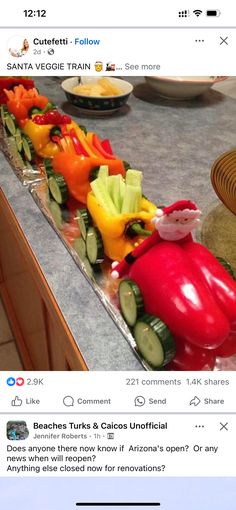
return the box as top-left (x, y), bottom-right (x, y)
top-left (48, 174), bottom-right (68, 205)
top-left (73, 237), bottom-right (86, 260)
top-left (22, 135), bottom-right (36, 162)
top-left (86, 227), bottom-right (104, 264)
top-left (44, 158), bottom-right (54, 179)
top-left (14, 129), bottom-right (23, 153)
top-left (76, 209), bottom-right (92, 240)
top-left (24, 160), bottom-right (37, 173)
top-left (216, 256), bottom-right (235, 279)
top-left (5, 113), bottom-right (17, 136)
top-left (83, 257), bottom-right (94, 279)
top-left (134, 314), bottom-right (175, 368)
top-left (49, 199), bottom-right (70, 227)
top-left (119, 279), bottom-right (144, 327)
top-left (49, 200), bottom-right (64, 229)
top-left (0, 105), bottom-right (8, 126)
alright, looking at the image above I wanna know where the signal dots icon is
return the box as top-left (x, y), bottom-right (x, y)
top-left (178, 10), bottom-right (190, 17)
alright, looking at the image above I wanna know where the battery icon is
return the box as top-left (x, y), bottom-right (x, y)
top-left (206, 10), bottom-right (221, 16)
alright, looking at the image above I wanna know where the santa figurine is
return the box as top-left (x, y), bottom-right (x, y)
top-left (111, 199), bottom-right (201, 279)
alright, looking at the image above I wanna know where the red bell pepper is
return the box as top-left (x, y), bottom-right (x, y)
top-left (168, 337), bottom-right (216, 371)
top-left (127, 240), bottom-right (230, 349)
top-left (183, 242), bottom-right (236, 328)
top-left (214, 329), bottom-right (236, 358)
top-left (69, 129), bottom-right (88, 156)
top-left (86, 132), bottom-right (105, 157)
top-left (101, 139), bottom-right (114, 156)
top-left (33, 111), bottom-right (71, 125)
top-left (92, 133), bottom-right (116, 159)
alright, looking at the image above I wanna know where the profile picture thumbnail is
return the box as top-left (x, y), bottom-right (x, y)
top-left (8, 36), bottom-right (29, 58)
top-left (7, 421), bottom-right (29, 440)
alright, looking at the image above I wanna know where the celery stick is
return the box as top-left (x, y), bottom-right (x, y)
top-left (98, 165), bottom-right (109, 180)
top-left (116, 175), bottom-right (125, 213)
top-left (125, 169), bottom-right (143, 187)
top-left (107, 174), bottom-right (125, 212)
top-left (107, 175), bottom-right (117, 202)
top-left (134, 188), bottom-right (142, 212)
top-left (121, 184), bottom-right (141, 214)
top-left (119, 178), bottom-right (126, 212)
top-left (91, 178), bottom-right (118, 215)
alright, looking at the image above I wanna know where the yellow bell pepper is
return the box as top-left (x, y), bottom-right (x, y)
top-left (87, 193), bottom-right (157, 261)
top-left (23, 119), bottom-right (88, 159)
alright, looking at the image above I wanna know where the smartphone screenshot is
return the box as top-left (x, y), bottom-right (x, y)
top-left (0, 1), bottom-right (236, 508)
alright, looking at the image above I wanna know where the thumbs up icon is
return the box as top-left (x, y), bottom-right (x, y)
top-left (11, 396), bottom-right (23, 407)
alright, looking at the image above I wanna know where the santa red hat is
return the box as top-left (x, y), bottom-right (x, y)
top-left (155, 200), bottom-right (201, 219)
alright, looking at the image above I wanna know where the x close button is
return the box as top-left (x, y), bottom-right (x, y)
top-left (220, 422), bottom-right (228, 431)
top-left (220, 36), bottom-right (229, 45)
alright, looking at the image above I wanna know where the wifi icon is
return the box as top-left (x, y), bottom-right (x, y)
top-left (193, 9), bottom-right (203, 16)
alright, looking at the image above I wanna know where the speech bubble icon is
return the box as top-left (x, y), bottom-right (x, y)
top-left (63, 395), bottom-right (74, 407)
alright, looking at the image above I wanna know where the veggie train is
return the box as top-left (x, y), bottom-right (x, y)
top-left (1, 77), bottom-right (236, 371)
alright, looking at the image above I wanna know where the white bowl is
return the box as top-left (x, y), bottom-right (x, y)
top-left (145, 76), bottom-right (227, 100)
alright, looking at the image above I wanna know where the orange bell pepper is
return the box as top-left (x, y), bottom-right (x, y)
top-left (0, 77), bottom-right (34, 104)
top-left (4, 85), bottom-right (49, 127)
top-left (52, 152), bottom-right (126, 204)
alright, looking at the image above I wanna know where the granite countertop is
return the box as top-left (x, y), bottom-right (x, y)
top-left (1, 76), bottom-right (236, 370)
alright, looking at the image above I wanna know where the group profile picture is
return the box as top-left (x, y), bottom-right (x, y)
top-left (7, 421), bottom-right (29, 440)
top-left (8, 36), bottom-right (29, 58)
